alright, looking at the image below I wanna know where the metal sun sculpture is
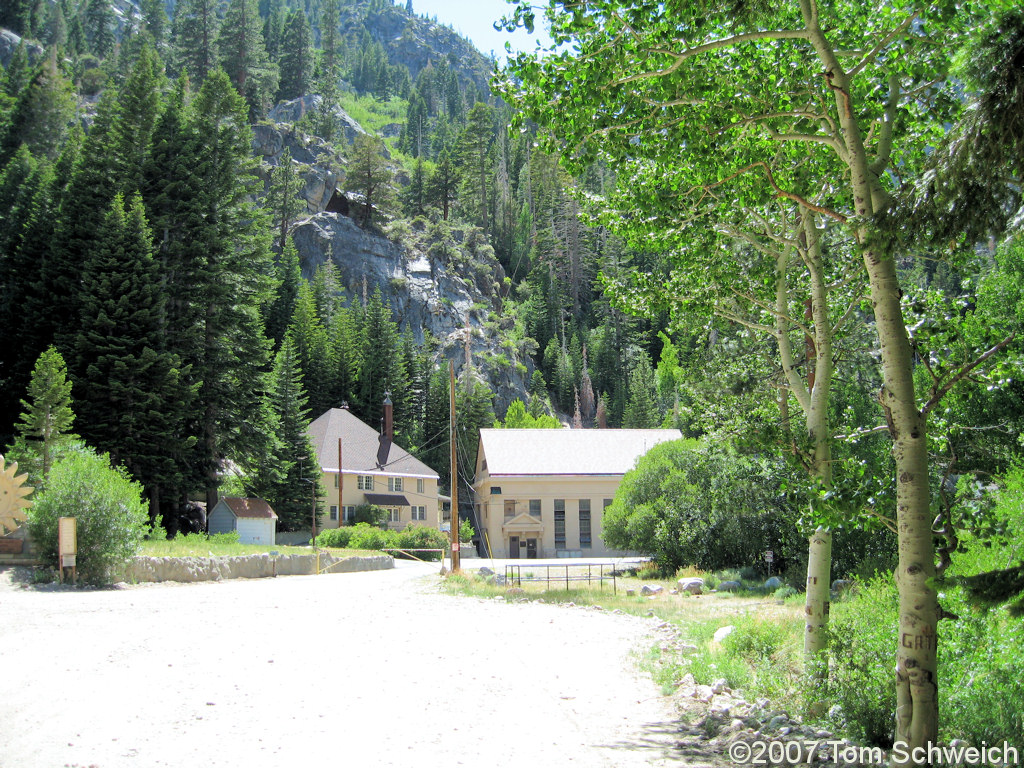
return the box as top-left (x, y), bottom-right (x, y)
top-left (0, 454), bottom-right (34, 535)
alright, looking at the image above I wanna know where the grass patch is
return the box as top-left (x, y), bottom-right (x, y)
top-left (140, 534), bottom-right (378, 559)
top-left (338, 93), bottom-right (408, 134)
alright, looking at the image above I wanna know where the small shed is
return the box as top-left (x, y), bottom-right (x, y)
top-left (208, 497), bottom-right (278, 545)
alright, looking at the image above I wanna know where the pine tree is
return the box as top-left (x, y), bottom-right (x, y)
top-left (0, 150), bottom-right (58, 437)
top-left (622, 351), bottom-right (659, 428)
top-left (109, 41), bottom-right (162, 196)
top-left (262, 0), bottom-right (285, 62)
top-left (0, 53), bottom-right (75, 164)
top-left (345, 133), bottom-right (393, 227)
top-left (171, 0), bottom-right (220, 84)
top-left (288, 281), bottom-right (332, 416)
top-left (402, 155), bottom-right (427, 217)
top-left (83, 0), bottom-right (116, 58)
top-left (459, 101), bottom-right (493, 231)
top-left (73, 193), bottom-right (192, 520)
top-left (327, 303), bottom-right (362, 410)
top-left (277, 8), bottom-right (311, 101)
top-left (3, 41), bottom-right (30, 98)
top-left (268, 147), bottom-right (301, 253)
top-left (249, 334), bottom-right (323, 532)
top-left (426, 147), bottom-right (457, 220)
top-left (265, 239), bottom-right (302, 348)
top-left (310, 260), bottom-right (342, 326)
top-left (15, 345), bottom-right (76, 480)
top-left (357, 289), bottom-right (408, 432)
top-left (217, 0), bottom-right (279, 119)
top-left (142, 71), bottom-right (275, 510)
top-left (313, 0), bottom-right (341, 140)
top-left (44, 0), bottom-right (68, 48)
top-left (45, 90), bottom-right (120, 352)
top-left (139, 0), bottom-right (168, 48)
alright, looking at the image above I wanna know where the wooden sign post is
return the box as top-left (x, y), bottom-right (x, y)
top-left (58, 517), bottom-right (77, 584)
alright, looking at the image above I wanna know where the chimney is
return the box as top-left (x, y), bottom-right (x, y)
top-left (382, 392), bottom-right (393, 441)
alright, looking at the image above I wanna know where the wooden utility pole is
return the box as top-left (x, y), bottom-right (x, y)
top-left (449, 360), bottom-right (460, 573)
top-left (338, 437), bottom-right (343, 526)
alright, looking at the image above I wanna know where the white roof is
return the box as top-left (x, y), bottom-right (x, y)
top-left (478, 428), bottom-right (682, 477)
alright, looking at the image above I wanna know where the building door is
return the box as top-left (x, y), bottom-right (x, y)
top-left (526, 538), bottom-right (538, 559)
top-left (509, 536), bottom-right (520, 558)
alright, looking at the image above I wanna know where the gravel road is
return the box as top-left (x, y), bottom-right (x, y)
top-left (0, 561), bottom-right (684, 768)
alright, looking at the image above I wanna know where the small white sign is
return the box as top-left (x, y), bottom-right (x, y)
top-left (440, 523), bottom-right (451, 532)
top-left (452, 542), bottom-right (460, 552)
top-left (765, 550), bottom-right (774, 562)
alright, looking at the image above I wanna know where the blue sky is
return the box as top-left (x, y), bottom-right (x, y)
top-left (405, 0), bottom-right (552, 60)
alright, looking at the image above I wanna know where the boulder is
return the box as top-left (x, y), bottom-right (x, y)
top-left (640, 584), bottom-right (664, 596)
top-left (267, 96), bottom-right (366, 144)
top-left (678, 577), bottom-right (704, 595)
top-left (831, 578), bottom-right (854, 593)
top-left (0, 29), bottom-right (44, 68)
top-left (713, 625), bottom-right (736, 644)
top-left (764, 576), bottom-right (783, 589)
top-left (478, 566), bottom-right (494, 577)
top-left (717, 580), bottom-right (741, 592)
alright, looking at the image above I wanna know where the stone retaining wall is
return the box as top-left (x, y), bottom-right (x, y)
top-left (121, 553), bottom-right (393, 583)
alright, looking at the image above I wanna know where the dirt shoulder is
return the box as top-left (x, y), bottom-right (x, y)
top-left (0, 562), bottom-right (692, 768)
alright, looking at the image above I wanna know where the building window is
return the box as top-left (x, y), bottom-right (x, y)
top-left (554, 499), bottom-right (566, 550)
top-left (343, 506), bottom-right (356, 523)
top-left (387, 508), bottom-right (401, 523)
top-left (529, 499), bottom-right (541, 518)
top-left (334, 474), bottom-right (339, 488)
top-left (579, 500), bottom-right (592, 548)
top-left (411, 506), bottom-right (426, 521)
top-left (504, 499), bottom-right (516, 520)
top-left (417, 478), bottom-right (425, 494)
top-left (329, 505), bottom-right (338, 521)
top-left (490, 486), bottom-right (502, 495)
top-left (604, 498), bottom-right (613, 509)
top-left (358, 475), bottom-right (374, 491)
top-left (388, 477), bottom-right (404, 492)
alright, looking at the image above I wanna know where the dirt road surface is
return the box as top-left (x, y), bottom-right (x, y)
top-left (0, 561), bottom-right (685, 768)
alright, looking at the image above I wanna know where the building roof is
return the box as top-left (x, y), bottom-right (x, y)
top-left (477, 428), bottom-right (683, 477)
top-left (364, 493), bottom-right (411, 506)
top-left (307, 408), bottom-right (440, 479)
top-left (218, 497), bottom-right (278, 520)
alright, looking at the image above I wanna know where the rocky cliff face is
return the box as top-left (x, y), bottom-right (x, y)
top-left (352, 4), bottom-right (494, 92)
top-left (255, 121), bottom-right (532, 415)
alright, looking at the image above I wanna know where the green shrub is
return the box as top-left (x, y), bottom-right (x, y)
top-left (937, 467), bottom-right (1024, 743)
top-left (352, 503), bottom-right (387, 527)
top-left (395, 524), bottom-right (448, 560)
top-left (348, 522), bottom-right (398, 551)
top-left (208, 532), bottom-right (240, 546)
top-left (315, 527), bottom-right (355, 548)
top-left (27, 450), bottom-right (149, 584)
top-left (820, 576), bottom-right (898, 747)
top-left (603, 441), bottom-right (802, 573)
top-left (459, 517), bottom-right (475, 542)
top-left (723, 617), bottom-right (792, 663)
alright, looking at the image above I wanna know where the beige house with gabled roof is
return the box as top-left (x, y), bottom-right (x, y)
top-left (473, 428), bottom-right (682, 558)
top-left (307, 401), bottom-right (442, 531)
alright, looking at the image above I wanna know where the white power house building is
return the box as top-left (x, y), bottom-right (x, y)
top-left (208, 497), bottom-right (278, 545)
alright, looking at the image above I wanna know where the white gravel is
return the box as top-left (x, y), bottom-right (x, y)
top-left (0, 561), bottom-right (683, 767)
